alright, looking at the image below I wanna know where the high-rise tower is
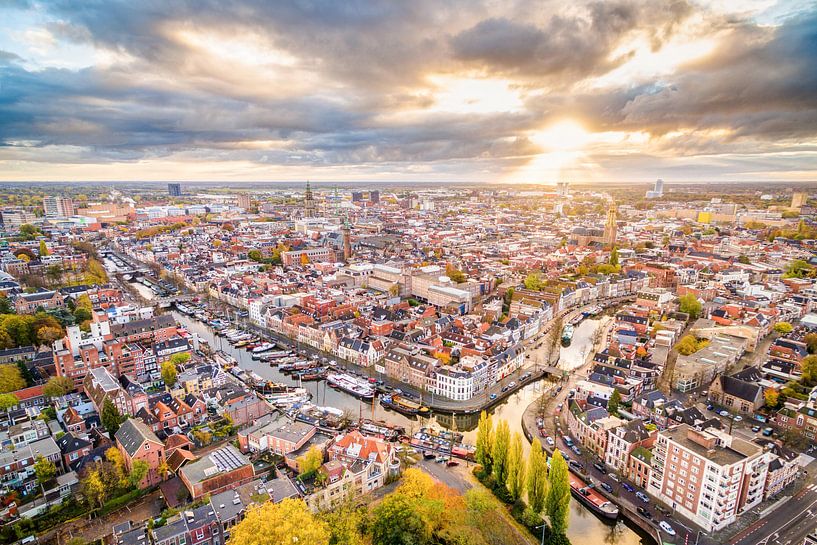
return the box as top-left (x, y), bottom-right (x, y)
top-left (304, 181), bottom-right (316, 218)
top-left (603, 201), bottom-right (617, 246)
top-left (342, 218), bottom-right (352, 262)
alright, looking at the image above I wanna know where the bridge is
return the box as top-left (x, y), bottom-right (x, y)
top-left (156, 295), bottom-right (195, 308)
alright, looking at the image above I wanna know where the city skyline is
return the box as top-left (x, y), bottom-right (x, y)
top-left (1, 0), bottom-right (816, 183)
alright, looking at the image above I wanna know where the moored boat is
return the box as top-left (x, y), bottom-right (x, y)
top-left (326, 372), bottom-right (375, 399)
top-left (568, 471), bottom-right (619, 520)
top-left (561, 324), bottom-right (574, 347)
top-left (380, 394), bottom-right (430, 416)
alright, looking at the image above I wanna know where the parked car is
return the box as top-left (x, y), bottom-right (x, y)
top-left (593, 462), bottom-right (606, 474)
top-left (600, 482), bottom-right (614, 493)
top-left (608, 474), bottom-right (620, 483)
top-left (569, 460), bottom-right (583, 471)
top-left (763, 427), bottom-right (774, 437)
top-left (751, 425), bottom-right (761, 433)
top-left (490, 393), bottom-right (497, 400)
top-left (622, 483), bottom-right (635, 493)
top-left (546, 437), bottom-right (555, 446)
top-left (446, 460), bottom-right (460, 467)
top-left (571, 445), bottom-right (582, 456)
top-left (508, 381), bottom-right (516, 387)
top-left (636, 506), bottom-right (652, 519)
top-left (719, 410), bottom-right (729, 417)
top-left (635, 491), bottom-right (650, 503)
top-left (706, 404), bottom-right (714, 411)
top-left (733, 415), bottom-right (742, 421)
top-left (659, 521), bottom-right (676, 536)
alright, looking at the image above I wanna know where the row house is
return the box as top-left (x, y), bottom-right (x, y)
top-left (336, 337), bottom-right (386, 367)
top-left (115, 418), bottom-right (166, 488)
top-left (84, 367), bottom-right (148, 417)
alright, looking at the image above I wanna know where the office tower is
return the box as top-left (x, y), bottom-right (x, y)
top-left (43, 196), bottom-right (75, 218)
top-left (168, 183), bottom-right (181, 197)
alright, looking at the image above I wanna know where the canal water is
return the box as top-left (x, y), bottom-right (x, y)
top-left (133, 283), bottom-right (648, 544)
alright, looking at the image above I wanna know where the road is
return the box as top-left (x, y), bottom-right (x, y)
top-left (731, 480), bottom-right (817, 545)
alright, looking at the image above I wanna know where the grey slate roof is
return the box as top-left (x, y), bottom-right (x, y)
top-left (115, 418), bottom-right (162, 457)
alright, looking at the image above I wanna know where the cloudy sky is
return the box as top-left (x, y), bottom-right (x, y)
top-left (0, 0), bottom-right (815, 183)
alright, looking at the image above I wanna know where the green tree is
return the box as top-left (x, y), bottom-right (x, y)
top-left (371, 493), bottom-right (429, 545)
top-left (297, 446), bottom-right (324, 478)
top-left (128, 459), bottom-right (149, 488)
top-left (784, 259), bottom-right (812, 279)
top-left (527, 442), bottom-right (548, 514)
top-left (0, 364), bottom-right (26, 393)
top-left (773, 322), bottom-right (794, 335)
top-left (38, 240), bottom-right (49, 257)
top-left (0, 393), bottom-right (19, 411)
top-left (607, 389), bottom-right (621, 415)
top-left (43, 376), bottom-right (74, 398)
top-left (19, 224), bottom-right (40, 239)
top-left (161, 361), bottom-right (178, 389)
top-left (505, 431), bottom-right (525, 502)
top-left (34, 455), bottom-right (56, 485)
top-left (475, 411), bottom-right (494, 474)
top-left (609, 247), bottom-right (619, 267)
top-left (0, 296), bottom-right (13, 314)
top-left (169, 351), bottom-right (191, 366)
top-left (492, 419), bottom-right (510, 485)
top-left (678, 293), bottom-right (702, 319)
top-left (545, 450), bottom-right (571, 535)
top-left (524, 273), bottom-right (544, 291)
top-left (101, 399), bottom-right (125, 435)
top-left (737, 255), bottom-right (751, 264)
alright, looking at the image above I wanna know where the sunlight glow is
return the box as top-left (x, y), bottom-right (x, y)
top-left (530, 120), bottom-right (589, 151)
top-left (428, 75), bottom-right (523, 114)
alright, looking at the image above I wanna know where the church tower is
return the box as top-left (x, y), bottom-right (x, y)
top-left (603, 201), bottom-right (617, 246)
top-left (342, 218), bottom-right (352, 262)
top-left (304, 181), bottom-right (316, 218)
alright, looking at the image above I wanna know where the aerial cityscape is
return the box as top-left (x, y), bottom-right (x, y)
top-left (0, 2), bottom-right (816, 545)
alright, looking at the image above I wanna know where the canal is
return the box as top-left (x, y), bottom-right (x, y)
top-left (132, 283), bottom-right (648, 544)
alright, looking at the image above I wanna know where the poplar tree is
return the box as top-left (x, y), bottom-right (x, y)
top-left (546, 450), bottom-right (571, 535)
top-left (527, 442), bottom-right (548, 514)
top-left (475, 411), bottom-right (494, 474)
top-left (492, 419), bottom-right (510, 485)
top-left (506, 431), bottom-right (526, 501)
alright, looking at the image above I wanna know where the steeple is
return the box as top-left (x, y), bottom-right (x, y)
top-left (304, 180), bottom-right (316, 218)
top-left (603, 200), bottom-right (617, 246)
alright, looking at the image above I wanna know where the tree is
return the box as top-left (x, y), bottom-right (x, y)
top-left (675, 335), bottom-right (707, 356)
top-left (106, 446), bottom-right (129, 487)
top-left (38, 240), bottom-right (49, 257)
top-left (371, 493), bottom-right (429, 545)
top-left (505, 432), bottom-right (525, 502)
top-left (0, 296), bottom-right (13, 314)
top-left (527, 442), bottom-right (548, 514)
top-left (43, 376), bottom-right (74, 398)
top-left (36, 325), bottom-right (64, 345)
top-left (492, 420), bottom-right (510, 485)
top-left (607, 389), bottom-right (621, 415)
top-left (297, 445), bottom-right (324, 478)
top-left (545, 450), bottom-right (571, 536)
top-left (475, 411), bottom-right (494, 474)
top-left (229, 498), bottom-right (330, 545)
top-left (0, 365), bottom-right (26, 393)
top-left (300, 253), bottom-right (310, 266)
top-left (773, 322), bottom-right (794, 335)
top-left (445, 263), bottom-right (466, 283)
top-left (524, 272), bottom-right (544, 291)
top-left (169, 351), bottom-right (191, 366)
top-left (80, 463), bottom-right (109, 509)
top-left (737, 255), bottom-right (751, 264)
top-left (128, 459), bottom-right (149, 488)
top-left (802, 355), bottom-right (817, 384)
top-left (0, 393), bottom-right (18, 411)
top-left (806, 333), bottom-right (817, 355)
top-left (678, 293), bottom-right (702, 320)
top-left (784, 259), bottom-right (812, 279)
top-left (34, 455), bottom-right (56, 485)
top-left (101, 399), bottom-right (125, 435)
top-left (765, 389), bottom-right (780, 409)
top-left (161, 361), bottom-right (178, 389)
top-left (609, 247), bottom-right (619, 267)
top-left (319, 499), bottom-right (366, 545)
top-left (19, 224), bottom-right (40, 239)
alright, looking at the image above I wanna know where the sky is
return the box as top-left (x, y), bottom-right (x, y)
top-left (0, 0), bottom-right (815, 184)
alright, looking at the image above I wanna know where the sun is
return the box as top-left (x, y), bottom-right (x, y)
top-left (530, 120), bottom-right (589, 151)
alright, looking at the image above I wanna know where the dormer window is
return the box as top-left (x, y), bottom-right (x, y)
top-left (144, 444), bottom-right (150, 450)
